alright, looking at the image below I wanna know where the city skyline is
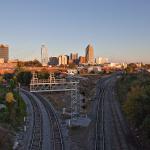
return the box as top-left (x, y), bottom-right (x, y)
top-left (1, 0), bottom-right (150, 63)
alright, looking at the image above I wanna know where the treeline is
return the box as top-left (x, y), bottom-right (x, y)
top-left (117, 72), bottom-right (150, 149)
top-left (17, 59), bottom-right (42, 67)
top-left (0, 74), bottom-right (26, 126)
top-left (16, 71), bottom-right (53, 86)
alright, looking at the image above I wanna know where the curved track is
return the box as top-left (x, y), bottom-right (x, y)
top-left (22, 90), bottom-right (43, 150)
top-left (34, 93), bottom-right (64, 150)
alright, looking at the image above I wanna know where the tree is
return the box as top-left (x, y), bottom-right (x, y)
top-left (24, 59), bottom-right (42, 67)
top-left (123, 85), bottom-right (150, 128)
top-left (5, 92), bottom-right (15, 103)
top-left (16, 71), bottom-right (32, 85)
top-left (0, 76), bottom-right (3, 84)
top-left (5, 92), bottom-right (15, 122)
top-left (141, 115), bottom-right (150, 139)
top-left (125, 63), bottom-right (137, 73)
top-left (68, 63), bottom-right (76, 69)
top-left (38, 71), bottom-right (49, 79)
top-left (9, 79), bottom-right (16, 91)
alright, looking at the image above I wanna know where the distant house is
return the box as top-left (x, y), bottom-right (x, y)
top-left (67, 69), bottom-right (78, 75)
top-left (87, 66), bottom-right (94, 73)
top-left (87, 66), bottom-right (102, 73)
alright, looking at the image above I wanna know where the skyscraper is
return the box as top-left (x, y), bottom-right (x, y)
top-left (41, 45), bottom-right (48, 66)
top-left (70, 53), bottom-right (78, 61)
top-left (0, 44), bottom-right (9, 63)
top-left (85, 44), bottom-right (94, 64)
top-left (70, 53), bottom-right (78, 64)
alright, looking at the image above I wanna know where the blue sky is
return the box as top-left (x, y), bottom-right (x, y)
top-left (0, 0), bottom-right (150, 63)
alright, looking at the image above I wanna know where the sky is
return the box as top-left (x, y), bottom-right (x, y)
top-left (0, 0), bottom-right (150, 63)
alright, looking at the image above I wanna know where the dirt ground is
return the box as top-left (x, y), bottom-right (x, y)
top-left (42, 75), bottom-right (101, 150)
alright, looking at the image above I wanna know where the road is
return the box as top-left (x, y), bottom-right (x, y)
top-left (95, 75), bottom-right (141, 150)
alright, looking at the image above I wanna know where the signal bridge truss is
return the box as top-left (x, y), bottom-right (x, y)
top-left (30, 73), bottom-right (80, 120)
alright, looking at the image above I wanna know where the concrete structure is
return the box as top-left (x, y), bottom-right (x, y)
top-left (85, 44), bottom-right (94, 64)
top-left (58, 55), bottom-right (68, 65)
top-left (0, 44), bottom-right (9, 63)
top-left (41, 45), bottom-right (48, 66)
top-left (96, 57), bottom-right (109, 64)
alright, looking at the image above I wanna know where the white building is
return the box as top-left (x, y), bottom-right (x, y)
top-left (96, 57), bottom-right (109, 64)
top-left (58, 55), bottom-right (68, 65)
top-left (67, 69), bottom-right (78, 75)
top-left (110, 63), bottom-right (122, 69)
top-left (41, 45), bottom-right (49, 66)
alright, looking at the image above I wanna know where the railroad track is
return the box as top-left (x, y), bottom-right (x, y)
top-left (108, 82), bottom-right (141, 150)
top-left (95, 75), bottom-right (141, 150)
top-left (34, 93), bottom-right (64, 150)
top-left (95, 79), bottom-right (106, 150)
top-left (108, 84), bottom-right (131, 150)
top-left (21, 90), bottom-right (43, 150)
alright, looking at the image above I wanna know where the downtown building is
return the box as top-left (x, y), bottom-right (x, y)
top-left (48, 57), bottom-right (58, 66)
top-left (69, 53), bottom-right (79, 64)
top-left (96, 57), bottom-right (109, 65)
top-left (0, 44), bottom-right (9, 63)
top-left (41, 45), bottom-right (49, 66)
top-left (58, 55), bottom-right (68, 65)
top-left (79, 56), bottom-right (86, 64)
top-left (85, 44), bottom-right (94, 64)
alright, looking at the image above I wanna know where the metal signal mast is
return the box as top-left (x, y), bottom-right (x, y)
top-left (30, 72), bottom-right (80, 120)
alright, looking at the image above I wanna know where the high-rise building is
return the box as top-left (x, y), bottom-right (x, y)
top-left (41, 45), bottom-right (48, 66)
top-left (70, 53), bottom-right (78, 61)
top-left (0, 44), bottom-right (9, 63)
top-left (85, 44), bottom-right (94, 64)
top-left (58, 55), bottom-right (68, 65)
top-left (70, 53), bottom-right (78, 64)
